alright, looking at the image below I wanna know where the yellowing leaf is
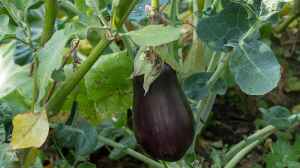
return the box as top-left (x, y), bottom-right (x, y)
top-left (11, 111), bottom-right (49, 149)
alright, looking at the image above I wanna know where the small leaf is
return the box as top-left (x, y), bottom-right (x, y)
top-left (260, 106), bottom-right (291, 129)
top-left (11, 111), bottom-right (49, 149)
top-left (51, 69), bottom-right (66, 82)
top-left (123, 25), bottom-right (181, 47)
top-left (230, 40), bottom-right (280, 95)
top-left (183, 73), bottom-right (210, 101)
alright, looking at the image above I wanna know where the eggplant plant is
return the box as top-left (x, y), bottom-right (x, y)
top-left (0, 0), bottom-right (299, 168)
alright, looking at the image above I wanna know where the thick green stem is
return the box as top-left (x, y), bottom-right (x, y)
top-left (97, 135), bottom-right (164, 168)
top-left (274, 12), bottom-right (300, 33)
top-left (225, 125), bottom-right (276, 162)
top-left (151, 0), bottom-right (160, 11)
top-left (46, 39), bottom-right (111, 116)
top-left (41, 0), bottom-right (57, 46)
top-left (224, 140), bottom-right (261, 168)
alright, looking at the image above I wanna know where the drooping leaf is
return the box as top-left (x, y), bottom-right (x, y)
top-left (133, 48), bottom-right (162, 93)
top-left (11, 111), bottom-right (49, 149)
top-left (123, 25), bottom-right (182, 47)
top-left (229, 40), bottom-right (280, 95)
top-left (85, 50), bottom-right (133, 114)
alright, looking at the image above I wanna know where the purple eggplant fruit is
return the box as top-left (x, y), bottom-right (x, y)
top-left (133, 64), bottom-right (194, 161)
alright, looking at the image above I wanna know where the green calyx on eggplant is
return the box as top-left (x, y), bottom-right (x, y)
top-left (133, 64), bottom-right (194, 161)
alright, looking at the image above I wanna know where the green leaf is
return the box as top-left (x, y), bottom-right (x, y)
top-left (123, 25), bottom-right (182, 47)
top-left (0, 14), bottom-right (16, 39)
top-left (54, 119), bottom-right (97, 156)
top-left (61, 65), bottom-right (100, 125)
top-left (85, 50), bottom-right (133, 114)
top-left (77, 162), bottom-right (96, 168)
top-left (109, 135), bottom-right (136, 160)
top-left (260, 106), bottom-right (291, 129)
top-left (183, 73), bottom-right (210, 101)
top-left (229, 40), bottom-right (280, 95)
top-left (260, 106), bottom-right (300, 129)
top-left (264, 137), bottom-right (300, 168)
top-left (51, 69), bottom-right (66, 82)
top-left (0, 41), bottom-right (31, 98)
top-left (183, 72), bottom-right (227, 101)
top-left (75, 0), bottom-right (89, 12)
top-left (197, 4), bottom-right (254, 50)
top-left (36, 30), bottom-right (73, 107)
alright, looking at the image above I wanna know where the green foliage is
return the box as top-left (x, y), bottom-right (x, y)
top-left (197, 1), bottom-right (282, 95)
top-left (230, 39), bottom-right (280, 95)
top-left (54, 119), bottom-right (98, 156)
top-left (123, 25), bottom-right (182, 47)
top-left (260, 106), bottom-right (300, 130)
top-left (264, 136), bottom-right (300, 168)
top-left (85, 50), bottom-right (133, 114)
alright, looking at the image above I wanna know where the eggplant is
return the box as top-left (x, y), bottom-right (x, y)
top-left (133, 64), bottom-right (194, 161)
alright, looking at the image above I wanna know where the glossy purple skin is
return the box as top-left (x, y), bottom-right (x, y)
top-left (133, 64), bottom-right (194, 161)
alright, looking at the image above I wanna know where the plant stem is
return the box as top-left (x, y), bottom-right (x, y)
top-left (274, 12), bottom-right (300, 33)
top-left (41, 0), bottom-right (57, 46)
top-left (32, 55), bottom-right (39, 112)
top-left (57, 0), bottom-right (81, 15)
top-left (193, 53), bottom-right (229, 150)
top-left (224, 140), bottom-right (261, 168)
top-left (151, 0), bottom-right (160, 11)
top-left (46, 39), bottom-right (111, 116)
top-left (97, 135), bottom-right (164, 168)
top-left (224, 125), bottom-right (276, 162)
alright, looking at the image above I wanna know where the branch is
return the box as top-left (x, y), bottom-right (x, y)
top-left (41, 0), bottom-right (57, 45)
top-left (46, 39), bottom-right (111, 116)
top-left (97, 135), bottom-right (164, 168)
top-left (224, 125), bottom-right (276, 162)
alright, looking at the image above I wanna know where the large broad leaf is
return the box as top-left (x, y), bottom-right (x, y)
top-left (59, 65), bottom-right (100, 125)
top-left (85, 50), bottom-right (133, 114)
top-left (197, 4), bottom-right (255, 50)
top-left (229, 40), bottom-right (280, 95)
top-left (0, 42), bottom-right (31, 98)
top-left (123, 25), bottom-right (182, 47)
top-left (11, 111), bottom-right (49, 149)
top-left (36, 30), bottom-right (73, 106)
